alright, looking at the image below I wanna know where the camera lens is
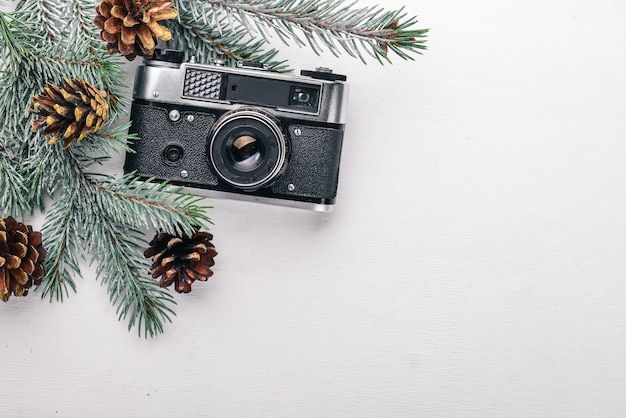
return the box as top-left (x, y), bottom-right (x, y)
top-left (208, 108), bottom-right (288, 191)
top-left (231, 135), bottom-right (262, 169)
top-left (162, 144), bottom-right (184, 165)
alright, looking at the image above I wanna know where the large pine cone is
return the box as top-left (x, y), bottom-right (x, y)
top-left (94, 0), bottom-right (178, 61)
top-left (0, 217), bottom-right (47, 302)
top-left (145, 229), bottom-right (217, 293)
top-left (31, 78), bottom-right (109, 149)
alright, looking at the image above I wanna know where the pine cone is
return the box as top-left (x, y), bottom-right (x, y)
top-left (94, 0), bottom-right (178, 61)
top-left (31, 78), bottom-right (110, 149)
top-left (145, 228), bottom-right (217, 293)
top-left (0, 217), bottom-right (47, 302)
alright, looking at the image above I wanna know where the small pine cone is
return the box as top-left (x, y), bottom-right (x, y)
top-left (0, 217), bottom-right (47, 302)
top-left (30, 78), bottom-right (110, 149)
top-left (94, 0), bottom-right (178, 61)
top-left (144, 228), bottom-right (217, 294)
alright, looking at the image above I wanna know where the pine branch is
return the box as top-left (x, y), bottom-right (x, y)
top-left (169, 0), bottom-right (288, 70)
top-left (85, 172), bottom-right (212, 236)
top-left (0, 13), bottom-right (128, 209)
top-left (1, 2), bottom-right (214, 337)
top-left (23, 138), bottom-right (77, 210)
top-left (66, 0), bottom-right (100, 41)
top-left (0, 9), bottom-right (41, 66)
top-left (21, 41), bottom-right (127, 116)
top-left (0, 68), bottom-right (37, 135)
top-left (39, 187), bottom-right (82, 301)
top-left (86, 212), bottom-right (177, 338)
top-left (78, 173), bottom-right (179, 338)
top-left (201, 0), bottom-right (428, 63)
top-left (24, 76), bottom-right (210, 337)
top-left (0, 9), bottom-right (125, 126)
top-left (37, 148), bottom-right (210, 336)
top-left (14, 0), bottom-right (65, 42)
top-left (0, 147), bottom-right (29, 217)
top-left (15, 0), bottom-right (100, 43)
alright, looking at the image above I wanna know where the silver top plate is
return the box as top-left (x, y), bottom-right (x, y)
top-left (133, 61), bottom-right (349, 125)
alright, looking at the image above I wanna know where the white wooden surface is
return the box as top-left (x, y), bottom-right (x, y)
top-left (3, 0), bottom-right (626, 416)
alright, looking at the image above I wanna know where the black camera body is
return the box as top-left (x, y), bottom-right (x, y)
top-left (124, 51), bottom-right (349, 211)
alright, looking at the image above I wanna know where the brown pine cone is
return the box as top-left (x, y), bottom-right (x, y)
top-left (144, 228), bottom-right (217, 293)
top-left (0, 217), bottom-right (47, 302)
top-left (94, 0), bottom-right (178, 61)
top-left (31, 78), bottom-right (110, 149)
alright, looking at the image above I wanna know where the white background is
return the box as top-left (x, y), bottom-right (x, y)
top-left (3, 0), bottom-right (626, 416)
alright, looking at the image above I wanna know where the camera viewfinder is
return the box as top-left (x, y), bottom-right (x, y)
top-left (289, 86), bottom-right (319, 108)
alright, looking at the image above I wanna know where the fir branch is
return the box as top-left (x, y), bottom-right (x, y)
top-left (0, 11), bottom-right (126, 126)
top-left (14, 0), bottom-right (66, 42)
top-left (88, 217), bottom-right (177, 338)
top-left (87, 173), bottom-right (213, 237)
top-left (22, 42), bottom-right (127, 116)
top-left (0, 147), bottom-right (29, 217)
top-left (3, 1), bottom-right (211, 337)
top-left (0, 66), bottom-right (38, 135)
top-left (23, 138), bottom-right (77, 210)
top-left (39, 187), bottom-right (82, 301)
top-left (0, 9), bottom-right (40, 66)
top-left (0, 22), bottom-right (128, 208)
top-left (15, 0), bottom-right (100, 43)
top-left (202, 0), bottom-right (428, 63)
top-left (66, 0), bottom-right (100, 41)
top-left (37, 148), bottom-right (210, 336)
top-left (169, 0), bottom-right (288, 70)
top-left (78, 173), bottom-right (178, 338)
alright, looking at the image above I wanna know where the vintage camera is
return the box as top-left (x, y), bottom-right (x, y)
top-left (124, 50), bottom-right (349, 211)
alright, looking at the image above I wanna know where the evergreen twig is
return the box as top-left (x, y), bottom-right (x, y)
top-left (66, 0), bottom-right (100, 41)
top-left (14, 0), bottom-right (65, 42)
top-left (0, 145), bottom-right (29, 217)
top-left (79, 174), bottom-right (178, 338)
top-left (39, 147), bottom-right (208, 337)
top-left (169, 0), bottom-right (288, 70)
top-left (198, 0), bottom-right (428, 63)
top-left (15, 0), bottom-right (100, 42)
top-left (39, 187), bottom-right (82, 301)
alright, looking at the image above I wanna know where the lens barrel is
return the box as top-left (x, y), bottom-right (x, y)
top-left (208, 108), bottom-right (288, 191)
